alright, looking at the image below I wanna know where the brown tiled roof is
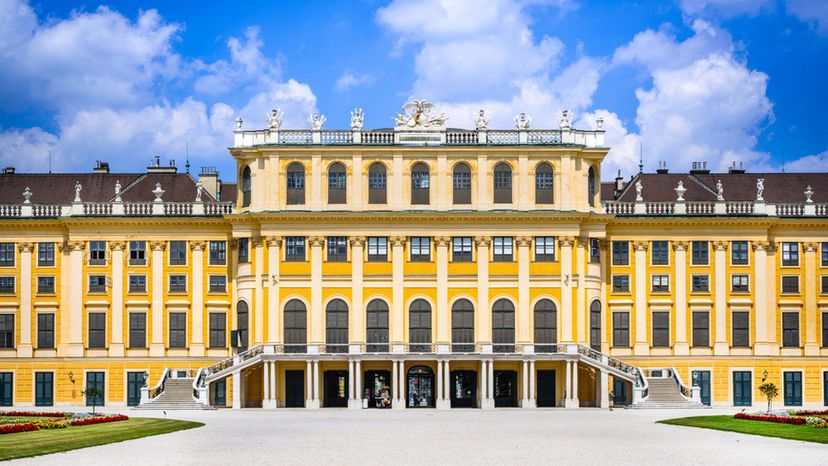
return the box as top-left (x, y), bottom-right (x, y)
top-left (0, 172), bottom-right (216, 204)
top-left (219, 183), bottom-right (237, 202)
top-left (600, 182), bottom-right (616, 201)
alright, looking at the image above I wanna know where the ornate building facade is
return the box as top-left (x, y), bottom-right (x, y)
top-left (0, 102), bottom-right (826, 410)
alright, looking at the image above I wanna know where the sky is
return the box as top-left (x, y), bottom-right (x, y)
top-left (0, 0), bottom-right (826, 181)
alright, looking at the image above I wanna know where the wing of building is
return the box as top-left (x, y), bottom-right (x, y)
top-left (0, 104), bottom-right (825, 410)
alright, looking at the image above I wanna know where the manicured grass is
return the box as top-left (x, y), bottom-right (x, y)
top-left (0, 417), bottom-right (203, 461)
top-left (658, 415), bottom-right (828, 444)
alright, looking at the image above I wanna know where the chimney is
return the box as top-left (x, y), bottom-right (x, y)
top-left (689, 161), bottom-right (710, 174)
top-left (614, 169), bottom-right (625, 194)
top-left (199, 166), bottom-right (220, 200)
top-left (728, 161), bottom-right (746, 174)
top-left (93, 161), bottom-right (110, 174)
top-left (656, 161), bottom-right (669, 174)
top-left (147, 156), bottom-right (177, 174)
top-left (3, 167), bottom-right (14, 175)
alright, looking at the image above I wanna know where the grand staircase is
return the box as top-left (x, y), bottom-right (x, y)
top-left (628, 377), bottom-right (704, 409)
top-left (134, 377), bottom-right (214, 410)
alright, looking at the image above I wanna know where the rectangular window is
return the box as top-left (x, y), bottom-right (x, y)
top-left (209, 313), bottom-right (226, 348)
top-left (88, 275), bottom-right (106, 293)
top-left (493, 237), bottom-right (513, 262)
top-left (590, 238), bottom-right (600, 263)
top-left (781, 275), bottom-right (799, 293)
top-left (89, 241), bottom-right (106, 265)
top-left (822, 276), bottom-right (828, 294)
top-left (732, 311), bottom-right (750, 347)
top-left (285, 237), bottom-right (305, 262)
top-left (612, 312), bottom-right (630, 347)
top-left (326, 236), bottom-right (347, 262)
top-left (410, 237), bottom-right (431, 262)
top-left (237, 238), bottom-right (249, 264)
top-left (367, 237), bottom-right (388, 262)
top-left (128, 241), bottom-right (146, 266)
top-left (781, 242), bottom-right (799, 267)
top-left (87, 312), bottom-right (106, 348)
top-left (209, 241), bottom-right (226, 266)
top-left (169, 312), bottom-right (186, 348)
top-left (0, 243), bottom-right (14, 267)
top-left (822, 242), bottom-right (828, 267)
top-left (652, 311), bottom-right (670, 347)
top-left (783, 371), bottom-right (803, 407)
top-left (0, 277), bottom-right (13, 294)
top-left (169, 241), bottom-right (187, 266)
top-left (731, 241), bottom-right (749, 265)
top-left (37, 276), bottom-right (55, 294)
top-left (691, 241), bottom-right (709, 265)
top-left (209, 275), bottom-right (227, 293)
top-left (731, 274), bottom-right (749, 293)
top-left (37, 313), bottom-right (54, 349)
top-left (692, 311), bottom-right (709, 347)
top-left (823, 312), bottom-right (828, 348)
top-left (651, 275), bottom-right (669, 293)
top-left (612, 241), bottom-right (629, 266)
top-left (37, 243), bottom-right (55, 267)
top-left (0, 315), bottom-right (13, 348)
top-left (128, 275), bottom-right (146, 293)
top-left (534, 237), bottom-right (556, 262)
top-left (782, 312), bottom-right (800, 347)
top-left (612, 275), bottom-right (630, 293)
top-left (452, 237), bottom-right (472, 262)
top-left (651, 241), bottom-right (669, 266)
top-left (128, 313), bottom-right (146, 348)
top-left (691, 275), bottom-right (709, 293)
top-left (169, 275), bottom-right (187, 293)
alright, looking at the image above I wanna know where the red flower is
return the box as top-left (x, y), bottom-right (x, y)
top-left (0, 423), bottom-right (39, 434)
top-left (0, 411), bottom-right (66, 418)
top-left (69, 414), bottom-right (129, 426)
top-left (734, 413), bottom-right (806, 425)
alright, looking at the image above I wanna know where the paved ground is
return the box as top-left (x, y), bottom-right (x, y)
top-left (15, 407), bottom-right (828, 465)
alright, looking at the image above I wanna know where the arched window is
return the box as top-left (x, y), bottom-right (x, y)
top-left (241, 166), bottom-right (252, 207)
top-left (588, 166), bottom-right (596, 207)
top-left (534, 299), bottom-right (557, 353)
top-left (236, 300), bottom-right (249, 351)
top-left (328, 162), bottom-right (346, 204)
top-left (590, 299), bottom-right (601, 350)
top-left (411, 163), bottom-right (430, 205)
top-left (409, 299), bottom-right (432, 352)
top-left (535, 162), bottom-right (554, 204)
top-left (368, 163), bottom-right (387, 204)
top-left (286, 163), bottom-right (305, 205)
top-left (366, 299), bottom-right (389, 352)
top-left (492, 298), bottom-right (515, 353)
top-left (284, 299), bottom-right (307, 353)
top-left (325, 298), bottom-right (349, 353)
top-left (451, 299), bottom-right (475, 352)
top-left (452, 163), bottom-right (472, 205)
top-left (493, 162), bottom-right (512, 204)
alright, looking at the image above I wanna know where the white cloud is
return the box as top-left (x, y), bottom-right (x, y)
top-left (194, 27), bottom-right (283, 96)
top-left (679, 0), bottom-right (774, 18)
top-left (577, 110), bottom-right (641, 179)
top-left (335, 70), bottom-right (374, 91)
top-left (786, 149), bottom-right (828, 172)
top-left (786, 0), bottom-right (828, 35)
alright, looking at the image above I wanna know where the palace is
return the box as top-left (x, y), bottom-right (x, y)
top-left (0, 102), bottom-right (826, 410)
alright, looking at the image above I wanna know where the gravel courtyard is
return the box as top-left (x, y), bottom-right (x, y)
top-left (17, 408), bottom-right (828, 465)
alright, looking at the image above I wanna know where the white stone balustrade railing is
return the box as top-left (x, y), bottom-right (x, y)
top-left (278, 130), bottom-right (313, 145)
top-left (646, 201), bottom-right (674, 215)
top-left (362, 131), bottom-right (394, 144)
top-left (320, 130), bottom-right (353, 144)
top-left (487, 130), bottom-right (520, 145)
top-left (602, 200), bottom-right (827, 217)
top-left (726, 201), bottom-right (754, 215)
top-left (686, 201), bottom-right (715, 215)
top-left (0, 201), bottom-right (235, 218)
top-left (164, 202), bottom-right (194, 215)
top-left (83, 202), bottom-right (113, 216)
top-left (527, 130), bottom-right (562, 144)
top-left (446, 131), bottom-right (478, 144)
top-left (774, 203), bottom-right (804, 216)
top-left (0, 205), bottom-right (22, 217)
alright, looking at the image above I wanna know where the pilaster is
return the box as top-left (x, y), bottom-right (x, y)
top-left (108, 241), bottom-right (125, 357)
top-left (266, 237), bottom-right (281, 344)
top-left (149, 240), bottom-right (166, 356)
top-left (560, 236), bottom-right (575, 344)
top-left (66, 240), bottom-right (85, 356)
top-left (752, 240), bottom-right (770, 355)
top-left (253, 237), bottom-right (265, 346)
top-left (16, 242), bottom-right (33, 357)
top-left (803, 241), bottom-right (819, 354)
top-left (712, 240), bottom-right (729, 355)
top-left (575, 236), bottom-right (587, 344)
top-left (632, 240), bottom-right (649, 355)
top-left (190, 240), bottom-right (206, 355)
top-left (517, 236), bottom-right (531, 344)
top-left (435, 236), bottom-right (450, 347)
top-left (673, 241), bottom-right (689, 354)
top-left (391, 236), bottom-right (406, 348)
top-left (350, 236), bottom-right (365, 345)
top-left (309, 236), bottom-right (324, 345)
top-left (476, 236), bottom-right (491, 346)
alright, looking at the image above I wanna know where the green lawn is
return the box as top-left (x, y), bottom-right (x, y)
top-left (0, 417), bottom-right (204, 461)
top-left (658, 415), bottom-right (828, 444)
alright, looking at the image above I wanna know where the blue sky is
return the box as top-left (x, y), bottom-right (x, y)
top-left (0, 0), bottom-right (826, 181)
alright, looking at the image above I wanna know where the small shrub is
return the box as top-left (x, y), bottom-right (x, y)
top-left (0, 423), bottom-right (38, 434)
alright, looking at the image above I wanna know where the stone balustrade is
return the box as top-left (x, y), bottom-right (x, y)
top-left (0, 200), bottom-right (235, 218)
top-left (603, 200), bottom-right (828, 217)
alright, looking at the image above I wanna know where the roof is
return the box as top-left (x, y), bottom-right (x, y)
top-left (606, 172), bottom-right (828, 203)
top-left (0, 172), bottom-right (217, 204)
top-left (219, 183), bottom-right (237, 202)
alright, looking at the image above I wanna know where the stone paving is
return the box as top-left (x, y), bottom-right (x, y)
top-left (16, 407), bottom-right (828, 465)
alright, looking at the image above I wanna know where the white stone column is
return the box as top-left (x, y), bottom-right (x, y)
top-left (305, 360), bottom-right (313, 408)
top-left (66, 241), bottom-right (85, 356)
top-left (311, 360), bottom-right (320, 409)
top-left (263, 360), bottom-right (270, 407)
top-left (521, 359), bottom-right (530, 407)
top-left (436, 237), bottom-right (450, 349)
top-left (348, 359), bottom-right (357, 409)
top-left (266, 237), bottom-right (281, 344)
top-left (480, 359), bottom-right (487, 404)
top-left (391, 237), bottom-right (406, 349)
top-left (564, 360), bottom-right (573, 408)
top-left (392, 359), bottom-right (399, 405)
top-left (270, 361), bottom-right (277, 408)
top-left (572, 360), bottom-right (579, 407)
top-left (486, 359), bottom-right (494, 408)
top-left (355, 360), bottom-right (362, 405)
top-left (394, 360), bottom-right (406, 409)
top-left (560, 237), bottom-right (575, 343)
top-left (149, 240), bottom-right (166, 356)
top-left (352, 154), bottom-right (363, 211)
top-left (310, 237), bottom-right (324, 346)
top-left (350, 237), bottom-right (365, 348)
top-left (476, 237), bottom-right (491, 348)
top-left (232, 371), bottom-right (242, 409)
top-left (17, 242), bottom-right (33, 357)
top-left (436, 359), bottom-right (448, 409)
top-left (391, 154), bottom-right (404, 210)
top-left (190, 241), bottom-right (205, 356)
top-left (673, 241), bottom-right (689, 354)
top-left (108, 241), bottom-right (125, 357)
top-left (517, 237), bottom-right (531, 345)
top-left (529, 360), bottom-right (536, 408)
top-left (576, 238), bottom-right (587, 344)
top-left (599, 369), bottom-right (609, 409)
top-left (311, 155), bottom-right (322, 211)
top-left (633, 241), bottom-right (649, 355)
top-left (713, 241), bottom-right (729, 355)
top-left (253, 238), bottom-right (265, 346)
top-left (444, 360), bottom-right (450, 406)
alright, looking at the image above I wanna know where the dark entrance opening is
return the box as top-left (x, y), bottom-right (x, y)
top-left (212, 379), bottom-right (226, 407)
top-left (126, 371), bottom-right (144, 407)
top-left (783, 371), bottom-right (802, 406)
top-left (612, 378), bottom-right (628, 405)
top-left (824, 371), bottom-right (828, 407)
top-left (407, 366), bottom-right (434, 408)
top-left (0, 372), bottom-right (11, 406)
top-left (85, 372), bottom-right (105, 407)
top-left (494, 370), bottom-right (518, 407)
top-left (365, 370), bottom-right (392, 408)
top-left (323, 370), bottom-right (348, 407)
top-left (35, 372), bottom-right (54, 407)
top-left (285, 370), bottom-right (305, 408)
top-left (450, 370), bottom-right (477, 408)
top-left (536, 370), bottom-right (556, 407)
top-left (733, 371), bottom-right (752, 407)
top-left (691, 370), bottom-right (711, 406)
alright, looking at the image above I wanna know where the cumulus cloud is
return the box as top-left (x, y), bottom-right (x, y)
top-left (786, 149), bottom-right (828, 172)
top-left (578, 110), bottom-right (641, 179)
top-left (786, 0), bottom-right (828, 35)
top-left (679, 0), bottom-right (774, 18)
top-left (194, 27), bottom-right (283, 96)
top-left (335, 70), bottom-right (374, 91)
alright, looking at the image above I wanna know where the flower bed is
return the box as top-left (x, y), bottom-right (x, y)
top-left (0, 423), bottom-right (39, 434)
top-left (792, 409), bottom-right (828, 416)
top-left (734, 413), bottom-right (807, 425)
top-left (69, 414), bottom-right (129, 426)
top-left (0, 411), bottom-right (68, 418)
top-left (0, 411), bottom-right (128, 434)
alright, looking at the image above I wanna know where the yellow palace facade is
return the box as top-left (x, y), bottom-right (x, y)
top-left (0, 102), bottom-right (826, 410)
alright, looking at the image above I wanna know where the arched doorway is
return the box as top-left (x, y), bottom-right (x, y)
top-left (236, 300), bottom-right (249, 351)
top-left (407, 366), bottom-right (435, 408)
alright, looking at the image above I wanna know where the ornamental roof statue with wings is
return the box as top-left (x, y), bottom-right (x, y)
top-left (392, 99), bottom-right (448, 128)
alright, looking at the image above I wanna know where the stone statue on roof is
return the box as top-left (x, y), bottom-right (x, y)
top-left (475, 109), bottom-right (489, 130)
top-left (716, 179), bottom-right (724, 201)
top-left (756, 178), bottom-right (764, 202)
top-left (195, 179), bottom-right (204, 202)
top-left (805, 185), bottom-right (814, 203)
top-left (308, 112), bottom-right (326, 130)
top-left (152, 182), bottom-right (165, 202)
top-left (74, 181), bottom-right (82, 203)
top-left (635, 179), bottom-right (643, 201)
top-left (267, 108), bottom-right (283, 130)
top-left (674, 180), bottom-right (686, 201)
top-left (350, 108), bottom-right (364, 130)
top-left (392, 100), bottom-right (448, 128)
top-left (514, 112), bottom-right (531, 130)
top-left (559, 109), bottom-right (573, 130)
top-left (114, 180), bottom-right (122, 202)
top-left (22, 187), bottom-right (32, 205)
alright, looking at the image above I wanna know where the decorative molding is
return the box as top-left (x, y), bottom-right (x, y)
top-left (474, 236), bottom-right (491, 247)
top-left (148, 240), bottom-right (166, 251)
top-left (251, 236), bottom-right (263, 248)
top-left (16, 242), bottom-right (33, 253)
top-left (597, 239), bottom-right (609, 250)
top-left (559, 236), bottom-right (575, 247)
top-left (712, 240), bottom-right (729, 251)
top-left (308, 236), bottom-right (325, 247)
top-left (108, 240), bottom-right (126, 251)
top-left (349, 236), bottom-right (367, 247)
top-left (577, 236), bottom-right (590, 248)
top-left (434, 236), bottom-right (451, 247)
top-left (752, 240), bottom-right (772, 252)
top-left (265, 236), bottom-right (282, 248)
top-left (190, 240), bottom-right (207, 251)
top-left (632, 240), bottom-right (648, 251)
top-left (67, 240), bottom-right (85, 251)
top-left (803, 241), bottom-right (819, 252)
top-left (672, 240), bottom-right (690, 251)
top-left (390, 236), bottom-right (408, 247)
top-left (516, 236), bottom-right (533, 247)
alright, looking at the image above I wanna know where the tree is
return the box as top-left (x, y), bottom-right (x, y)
top-left (758, 382), bottom-right (778, 413)
top-left (83, 387), bottom-right (103, 414)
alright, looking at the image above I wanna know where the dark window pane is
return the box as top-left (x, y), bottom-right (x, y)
top-left (732, 311), bottom-right (750, 347)
top-left (691, 241), bottom-right (709, 265)
top-left (209, 241), bottom-right (226, 265)
top-left (285, 237), bottom-right (306, 262)
top-left (613, 312), bottom-right (630, 347)
top-left (451, 299), bottom-right (474, 352)
top-left (535, 163), bottom-right (554, 204)
top-left (692, 311), bottom-right (709, 347)
top-left (286, 163), bottom-right (306, 205)
top-left (452, 237), bottom-right (472, 262)
top-left (493, 163), bottom-right (512, 204)
top-left (411, 163), bottom-right (430, 205)
top-left (366, 299), bottom-right (389, 352)
top-left (652, 311), bottom-right (670, 347)
top-left (88, 312), bottom-right (106, 348)
top-left (782, 312), bottom-right (800, 347)
top-left (534, 237), bottom-right (555, 262)
top-left (534, 299), bottom-right (557, 352)
top-left (492, 299), bottom-right (515, 352)
top-left (37, 313), bottom-right (54, 349)
top-left (452, 163), bottom-right (472, 205)
top-left (367, 237), bottom-right (388, 262)
top-left (169, 241), bottom-right (187, 265)
top-left (409, 299), bottom-right (432, 352)
top-left (612, 242), bottom-right (629, 266)
top-left (284, 300), bottom-right (307, 353)
top-left (129, 313), bottom-right (146, 348)
top-left (169, 313), bottom-right (187, 348)
top-left (209, 313), bottom-right (226, 348)
top-left (326, 236), bottom-right (347, 262)
top-left (37, 243), bottom-right (55, 267)
top-left (368, 163), bottom-right (387, 204)
top-left (327, 163), bottom-right (347, 204)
